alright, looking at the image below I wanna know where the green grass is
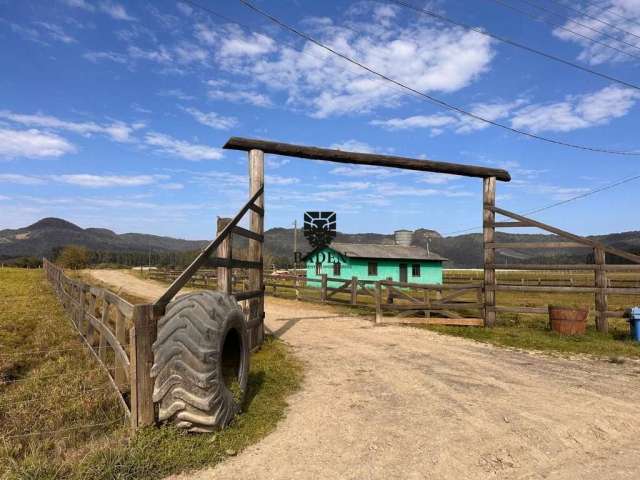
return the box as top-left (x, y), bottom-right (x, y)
top-left (0, 268), bottom-right (303, 480)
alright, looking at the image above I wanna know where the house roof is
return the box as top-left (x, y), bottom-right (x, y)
top-left (304, 243), bottom-right (447, 262)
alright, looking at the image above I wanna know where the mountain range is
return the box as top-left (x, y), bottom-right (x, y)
top-left (1, 217), bottom-right (639, 267)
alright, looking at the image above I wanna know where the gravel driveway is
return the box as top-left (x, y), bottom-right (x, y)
top-left (89, 270), bottom-right (640, 480)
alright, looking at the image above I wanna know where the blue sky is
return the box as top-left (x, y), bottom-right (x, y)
top-left (0, 0), bottom-right (638, 239)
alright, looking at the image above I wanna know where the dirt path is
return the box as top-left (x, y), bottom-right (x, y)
top-left (88, 269), bottom-right (640, 480)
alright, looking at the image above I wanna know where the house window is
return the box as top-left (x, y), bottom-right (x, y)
top-left (368, 261), bottom-right (378, 276)
top-left (315, 262), bottom-right (322, 275)
top-left (333, 262), bottom-right (341, 276)
top-left (412, 263), bottom-right (421, 277)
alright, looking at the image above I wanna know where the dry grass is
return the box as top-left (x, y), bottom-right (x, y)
top-left (0, 268), bottom-right (303, 480)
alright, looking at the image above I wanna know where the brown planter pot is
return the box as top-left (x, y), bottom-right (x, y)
top-left (548, 305), bottom-right (589, 335)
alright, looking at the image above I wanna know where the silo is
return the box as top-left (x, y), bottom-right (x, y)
top-left (394, 229), bottom-right (413, 246)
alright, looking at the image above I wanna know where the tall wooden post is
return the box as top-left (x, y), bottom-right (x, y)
top-left (594, 248), bottom-right (608, 333)
top-left (320, 274), bottom-right (328, 301)
top-left (483, 176), bottom-right (496, 327)
top-left (375, 281), bottom-right (382, 324)
top-left (350, 276), bottom-right (358, 305)
top-left (217, 217), bottom-right (233, 294)
top-left (115, 309), bottom-right (128, 391)
top-left (248, 149), bottom-right (265, 346)
top-left (130, 304), bottom-right (157, 429)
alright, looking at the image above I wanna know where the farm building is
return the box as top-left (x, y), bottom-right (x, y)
top-left (303, 230), bottom-right (447, 287)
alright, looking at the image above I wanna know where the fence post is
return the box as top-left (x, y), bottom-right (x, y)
top-left (375, 281), bottom-right (382, 324)
top-left (217, 217), bottom-right (232, 294)
top-left (294, 275), bottom-right (300, 301)
top-left (483, 176), bottom-right (497, 327)
top-left (320, 274), bottom-right (328, 301)
top-left (248, 148), bottom-right (265, 347)
top-left (130, 304), bottom-right (157, 430)
top-left (350, 276), bottom-right (358, 305)
top-left (594, 248), bottom-right (608, 333)
top-left (386, 277), bottom-right (394, 304)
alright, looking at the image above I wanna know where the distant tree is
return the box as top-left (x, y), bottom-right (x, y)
top-left (56, 245), bottom-right (90, 269)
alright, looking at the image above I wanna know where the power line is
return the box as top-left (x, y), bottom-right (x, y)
top-left (384, 0), bottom-right (640, 92)
top-left (547, 0), bottom-right (640, 43)
top-left (514, 0), bottom-right (640, 53)
top-left (444, 172), bottom-right (640, 235)
top-left (486, 0), bottom-right (640, 60)
top-left (224, 0), bottom-right (640, 156)
top-left (581, 0), bottom-right (640, 30)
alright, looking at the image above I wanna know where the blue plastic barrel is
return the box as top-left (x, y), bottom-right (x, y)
top-left (630, 307), bottom-right (640, 342)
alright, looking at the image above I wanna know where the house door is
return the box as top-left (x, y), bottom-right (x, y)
top-left (399, 263), bottom-right (408, 283)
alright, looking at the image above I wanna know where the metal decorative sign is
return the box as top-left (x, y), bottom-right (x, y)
top-left (303, 211), bottom-right (336, 249)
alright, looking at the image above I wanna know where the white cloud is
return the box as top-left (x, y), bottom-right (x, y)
top-left (206, 81), bottom-right (272, 107)
top-left (372, 99), bottom-right (526, 135)
top-left (159, 182), bottom-right (184, 190)
top-left (552, 1), bottom-right (640, 65)
top-left (511, 85), bottom-right (639, 133)
top-left (100, 2), bottom-right (135, 21)
top-left (158, 89), bottom-right (195, 101)
top-left (265, 175), bottom-right (300, 186)
top-left (329, 164), bottom-right (409, 178)
top-left (144, 132), bottom-right (223, 161)
top-left (202, 15), bottom-right (494, 117)
top-left (0, 174), bottom-right (46, 185)
top-left (181, 107), bottom-right (238, 130)
top-left (0, 128), bottom-right (76, 159)
top-left (0, 195), bottom-right (9, 201)
top-left (176, 2), bottom-right (193, 16)
top-left (265, 157), bottom-right (290, 169)
top-left (51, 174), bottom-right (166, 187)
top-left (83, 51), bottom-right (128, 64)
top-left (33, 22), bottom-right (76, 43)
top-left (61, 0), bottom-right (94, 11)
top-left (0, 111), bottom-right (143, 143)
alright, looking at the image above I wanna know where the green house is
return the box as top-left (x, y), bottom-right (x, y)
top-left (303, 239), bottom-right (447, 288)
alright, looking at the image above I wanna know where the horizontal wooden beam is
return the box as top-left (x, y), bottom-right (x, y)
top-left (488, 241), bottom-right (589, 249)
top-left (223, 137), bottom-right (511, 181)
top-left (248, 203), bottom-right (264, 217)
top-left (488, 284), bottom-right (640, 294)
top-left (379, 280), bottom-right (483, 290)
top-left (209, 258), bottom-right (263, 270)
top-left (232, 226), bottom-right (263, 242)
top-left (383, 318), bottom-right (484, 326)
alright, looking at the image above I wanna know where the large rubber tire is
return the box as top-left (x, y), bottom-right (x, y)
top-left (151, 291), bottom-right (249, 433)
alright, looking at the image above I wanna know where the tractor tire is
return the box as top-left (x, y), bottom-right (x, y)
top-left (151, 291), bottom-right (249, 433)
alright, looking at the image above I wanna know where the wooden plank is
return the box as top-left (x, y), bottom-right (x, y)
top-left (114, 308), bottom-right (129, 389)
top-left (491, 306), bottom-right (548, 314)
top-left (223, 137), bottom-right (511, 181)
top-left (487, 263), bottom-right (640, 271)
top-left (383, 317), bottom-right (484, 326)
top-left (217, 217), bottom-right (233, 295)
top-left (594, 248), bottom-right (608, 333)
top-left (209, 258), bottom-right (263, 269)
top-left (86, 312), bottom-right (130, 375)
top-left (130, 304), bottom-right (156, 429)
top-left (320, 274), bottom-right (328, 301)
top-left (154, 186), bottom-right (264, 312)
top-left (483, 176), bottom-right (496, 327)
top-left (232, 225), bottom-right (263, 242)
top-left (488, 241), bottom-right (589, 249)
top-left (326, 279), bottom-right (352, 299)
top-left (379, 280), bottom-right (482, 290)
top-left (99, 303), bottom-right (109, 363)
top-left (489, 285), bottom-right (640, 294)
top-left (248, 148), bottom-right (265, 349)
top-left (492, 206), bottom-right (640, 264)
top-left (494, 221), bottom-right (531, 228)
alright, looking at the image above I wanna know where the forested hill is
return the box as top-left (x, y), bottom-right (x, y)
top-left (1, 217), bottom-right (639, 267)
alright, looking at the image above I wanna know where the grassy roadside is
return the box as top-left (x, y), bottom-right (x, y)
top-left (1, 268), bottom-right (303, 480)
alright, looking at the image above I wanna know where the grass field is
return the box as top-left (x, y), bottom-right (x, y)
top-left (0, 268), bottom-right (303, 480)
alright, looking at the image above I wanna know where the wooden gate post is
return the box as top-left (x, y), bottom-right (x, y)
top-left (320, 274), bottom-right (328, 301)
top-left (483, 176), bottom-right (497, 327)
top-left (350, 276), bottom-right (358, 305)
top-left (248, 149), bottom-right (265, 346)
top-left (217, 217), bottom-right (233, 294)
top-left (130, 304), bottom-right (157, 430)
top-left (594, 247), bottom-right (608, 333)
top-left (375, 281), bottom-right (382, 324)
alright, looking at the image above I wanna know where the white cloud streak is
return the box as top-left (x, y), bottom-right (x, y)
top-left (0, 128), bottom-right (76, 159)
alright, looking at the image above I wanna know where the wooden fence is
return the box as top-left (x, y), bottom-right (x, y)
top-left (44, 259), bottom-right (135, 423)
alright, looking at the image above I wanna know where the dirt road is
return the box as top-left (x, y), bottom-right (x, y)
top-left (89, 269), bottom-right (640, 480)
